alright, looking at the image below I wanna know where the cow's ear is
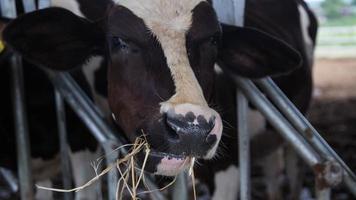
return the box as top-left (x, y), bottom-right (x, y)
top-left (218, 24), bottom-right (302, 78)
top-left (3, 7), bottom-right (106, 71)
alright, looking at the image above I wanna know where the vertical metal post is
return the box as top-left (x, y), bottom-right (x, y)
top-left (54, 89), bottom-right (73, 200)
top-left (172, 173), bottom-right (188, 200)
top-left (214, 0), bottom-right (249, 198)
top-left (212, 0), bottom-right (245, 26)
top-left (237, 91), bottom-right (251, 200)
top-left (102, 142), bottom-right (119, 200)
top-left (21, 0), bottom-right (36, 13)
top-left (38, 0), bottom-right (51, 9)
top-left (11, 55), bottom-right (34, 200)
top-left (0, 0), bottom-right (17, 18)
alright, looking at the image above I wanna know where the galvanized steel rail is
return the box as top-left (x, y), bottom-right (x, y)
top-left (11, 55), bottom-right (34, 200)
top-left (54, 90), bottom-right (73, 200)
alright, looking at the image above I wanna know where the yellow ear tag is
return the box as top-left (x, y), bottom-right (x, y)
top-left (0, 40), bottom-right (4, 54)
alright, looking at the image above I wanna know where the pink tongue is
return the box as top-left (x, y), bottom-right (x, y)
top-left (161, 156), bottom-right (187, 167)
top-left (157, 156), bottom-right (190, 175)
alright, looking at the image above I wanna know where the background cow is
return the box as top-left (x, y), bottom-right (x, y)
top-left (1, 9), bottom-right (102, 200)
top-left (196, 0), bottom-right (318, 199)
top-left (1, 0), bottom-right (315, 199)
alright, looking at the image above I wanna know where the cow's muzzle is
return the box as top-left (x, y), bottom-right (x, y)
top-left (140, 103), bottom-right (223, 176)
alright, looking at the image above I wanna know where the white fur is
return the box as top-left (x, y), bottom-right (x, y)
top-left (32, 156), bottom-right (60, 181)
top-left (262, 148), bottom-right (284, 200)
top-left (118, 0), bottom-right (208, 107)
top-left (32, 157), bottom-right (60, 200)
top-left (51, 0), bottom-right (84, 17)
top-left (82, 56), bottom-right (111, 115)
top-left (298, 5), bottom-right (314, 66)
top-left (70, 150), bottom-right (102, 200)
top-left (35, 180), bottom-right (53, 200)
top-left (212, 165), bottom-right (240, 200)
top-left (248, 109), bottom-right (266, 138)
top-left (214, 64), bottom-right (223, 74)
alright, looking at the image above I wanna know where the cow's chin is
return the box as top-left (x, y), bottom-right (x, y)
top-left (141, 146), bottom-right (219, 177)
top-left (152, 151), bottom-right (191, 176)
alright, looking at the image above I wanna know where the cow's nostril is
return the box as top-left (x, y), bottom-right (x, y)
top-left (166, 113), bottom-right (215, 137)
top-left (166, 116), bottom-right (184, 134)
top-left (206, 134), bottom-right (217, 146)
top-left (163, 114), bottom-right (180, 141)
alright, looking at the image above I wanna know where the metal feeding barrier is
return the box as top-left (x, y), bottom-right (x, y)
top-left (1, 0), bottom-right (356, 200)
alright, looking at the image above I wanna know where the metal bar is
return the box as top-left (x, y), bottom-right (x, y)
top-left (46, 71), bottom-right (165, 200)
top-left (212, 0), bottom-right (245, 26)
top-left (21, 0), bottom-right (36, 13)
top-left (232, 76), bottom-right (322, 167)
top-left (256, 78), bottom-right (356, 189)
top-left (257, 79), bottom-right (341, 160)
top-left (232, 0), bottom-right (246, 27)
top-left (237, 91), bottom-right (251, 200)
top-left (38, 0), bottom-right (51, 9)
top-left (11, 55), bottom-right (34, 200)
top-left (102, 142), bottom-right (119, 200)
top-left (47, 72), bottom-right (118, 144)
top-left (54, 89), bottom-right (73, 200)
top-left (172, 173), bottom-right (188, 200)
top-left (345, 174), bottom-right (356, 197)
top-left (0, 167), bottom-right (18, 193)
top-left (48, 72), bottom-right (122, 200)
top-left (0, 0), bottom-right (16, 18)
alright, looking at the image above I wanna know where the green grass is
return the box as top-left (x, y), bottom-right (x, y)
top-left (321, 15), bottom-right (356, 26)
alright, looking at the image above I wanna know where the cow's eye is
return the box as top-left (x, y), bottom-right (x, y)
top-left (112, 37), bottom-right (129, 50)
top-left (208, 35), bottom-right (220, 46)
top-left (111, 36), bottom-right (141, 54)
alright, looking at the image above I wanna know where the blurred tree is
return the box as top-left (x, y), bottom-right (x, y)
top-left (352, 0), bottom-right (356, 6)
top-left (321, 0), bottom-right (347, 19)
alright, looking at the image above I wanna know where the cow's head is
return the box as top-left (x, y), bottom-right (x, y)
top-left (3, 0), bottom-right (301, 176)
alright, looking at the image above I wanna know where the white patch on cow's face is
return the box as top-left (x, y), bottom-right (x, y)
top-left (51, 0), bottom-right (85, 17)
top-left (212, 165), bottom-right (240, 200)
top-left (117, 0), bottom-right (207, 107)
top-left (115, 0), bottom-right (223, 161)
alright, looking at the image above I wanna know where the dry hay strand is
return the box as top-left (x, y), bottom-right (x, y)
top-left (36, 135), bottom-right (198, 200)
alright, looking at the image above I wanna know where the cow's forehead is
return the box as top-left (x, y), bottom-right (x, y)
top-left (117, 0), bottom-right (206, 33)
top-left (115, 0), bottom-right (210, 107)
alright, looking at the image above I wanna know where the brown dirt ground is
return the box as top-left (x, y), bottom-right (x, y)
top-left (308, 58), bottom-right (356, 200)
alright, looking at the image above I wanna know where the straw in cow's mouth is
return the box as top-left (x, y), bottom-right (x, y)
top-left (36, 136), bottom-right (198, 200)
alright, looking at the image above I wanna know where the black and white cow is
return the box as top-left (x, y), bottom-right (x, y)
top-left (1, 0), bottom-right (316, 199)
top-left (198, 0), bottom-right (318, 199)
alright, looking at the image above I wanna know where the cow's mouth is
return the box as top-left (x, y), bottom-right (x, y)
top-left (149, 150), bottom-right (192, 176)
top-left (136, 148), bottom-right (193, 177)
